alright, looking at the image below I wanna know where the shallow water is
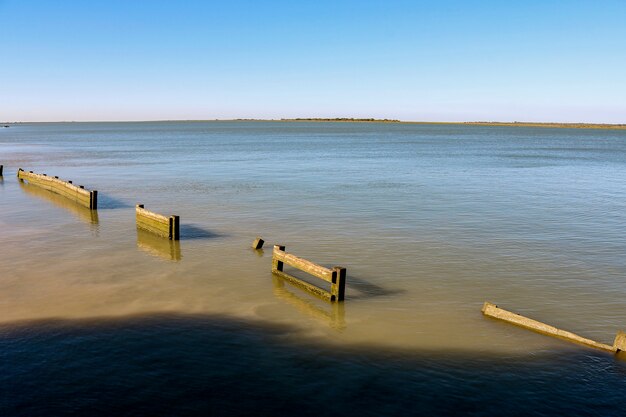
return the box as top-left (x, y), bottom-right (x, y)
top-left (1, 122), bottom-right (625, 414)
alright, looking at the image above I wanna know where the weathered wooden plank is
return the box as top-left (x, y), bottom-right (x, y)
top-left (482, 302), bottom-right (616, 353)
top-left (273, 270), bottom-right (334, 302)
top-left (271, 245), bottom-right (347, 303)
top-left (136, 218), bottom-right (170, 237)
top-left (17, 169), bottom-right (97, 209)
top-left (136, 205), bottom-right (169, 223)
top-left (18, 172), bottom-right (89, 199)
top-left (136, 214), bottom-right (169, 230)
top-left (136, 217), bottom-right (170, 236)
top-left (135, 204), bottom-right (179, 240)
top-left (136, 210), bottom-right (168, 225)
top-left (273, 248), bottom-right (333, 282)
top-left (22, 173), bottom-right (91, 198)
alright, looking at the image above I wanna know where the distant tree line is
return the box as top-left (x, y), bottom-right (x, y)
top-left (282, 118), bottom-right (401, 122)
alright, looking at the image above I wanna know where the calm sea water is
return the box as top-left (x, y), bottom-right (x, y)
top-left (1, 122), bottom-right (625, 415)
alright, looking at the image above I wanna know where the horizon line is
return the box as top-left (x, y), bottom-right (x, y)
top-left (2, 119), bottom-right (626, 129)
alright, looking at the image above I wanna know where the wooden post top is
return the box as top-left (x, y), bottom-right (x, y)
top-left (252, 237), bottom-right (264, 249)
top-left (615, 331), bottom-right (626, 352)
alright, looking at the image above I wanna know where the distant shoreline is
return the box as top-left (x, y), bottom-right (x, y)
top-left (277, 119), bottom-right (626, 129)
top-left (3, 119), bottom-right (626, 130)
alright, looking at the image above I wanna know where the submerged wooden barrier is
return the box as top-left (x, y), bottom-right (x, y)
top-left (136, 204), bottom-right (180, 240)
top-left (482, 302), bottom-right (625, 353)
top-left (272, 245), bottom-right (346, 302)
top-left (17, 168), bottom-right (97, 209)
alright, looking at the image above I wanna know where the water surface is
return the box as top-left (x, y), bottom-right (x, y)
top-left (1, 122), bottom-right (625, 414)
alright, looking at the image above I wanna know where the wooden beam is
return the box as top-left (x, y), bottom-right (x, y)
top-left (271, 245), bottom-right (347, 303)
top-left (17, 168), bottom-right (97, 209)
top-left (273, 270), bottom-right (334, 302)
top-left (272, 247), bottom-right (333, 282)
top-left (136, 204), bottom-right (180, 240)
top-left (482, 302), bottom-right (617, 353)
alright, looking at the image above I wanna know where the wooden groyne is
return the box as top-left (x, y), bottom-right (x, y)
top-left (17, 169), bottom-right (97, 209)
top-left (482, 302), bottom-right (625, 353)
top-left (136, 204), bottom-right (180, 240)
top-left (0, 165), bottom-right (3, 176)
top-left (272, 245), bottom-right (346, 302)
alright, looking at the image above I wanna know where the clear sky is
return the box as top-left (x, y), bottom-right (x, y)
top-left (1, 0), bottom-right (625, 123)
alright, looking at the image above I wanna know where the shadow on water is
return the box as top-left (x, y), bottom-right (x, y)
top-left (136, 229), bottom-right (182, 261)
top-left (346, 275), bottom-right (406, 300)
top-left (18, 181), bottom-right (99, 225)
top-left (180, 224), bottom-right (224, 240)
top-left (96, 193), bottom-right (133, 209)
top-left (1, 313), bottom-right (625, 417)
top-left (272, 275), bottom-right (346, 330)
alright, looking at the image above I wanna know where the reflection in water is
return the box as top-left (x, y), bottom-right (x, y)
top-left (272, 275), bottom-right (346, 330)
top-left (19, 181), bottom-right (99, 225)
top-left (136, 228), bottom-right (182, 261)
top-left (347, 275), bottom-right (406, 300)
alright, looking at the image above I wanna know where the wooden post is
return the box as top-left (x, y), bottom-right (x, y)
top-left (90, 190), bottom-right (98, 210)
top-left (252, 237), bottom-right (265, 249)
top-left (272, 245), bottom-right (285, 272)
top-left (169, 215), bottom-right (180, 240)
top-left (331, 266), bottom-right (346, 302)
top-left (615, 331), bottom-right (626, 352)
top-left (0, 165), bottom-right (3, 176)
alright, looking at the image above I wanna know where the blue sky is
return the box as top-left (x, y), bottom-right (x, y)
top-left (1, 0), bottom-right (625, 122)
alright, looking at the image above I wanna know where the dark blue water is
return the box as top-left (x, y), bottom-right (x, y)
top-left (2, 314), bottom-right (626, 416)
